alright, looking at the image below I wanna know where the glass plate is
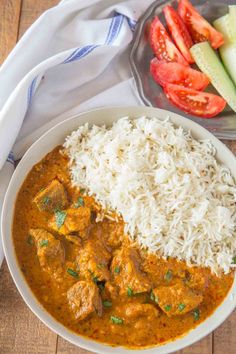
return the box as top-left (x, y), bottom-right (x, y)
top-left (130, 0), bottom-right (236, 139)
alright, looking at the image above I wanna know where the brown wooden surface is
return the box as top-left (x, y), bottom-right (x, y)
top-left (0, 1), bottom-right (236, 353)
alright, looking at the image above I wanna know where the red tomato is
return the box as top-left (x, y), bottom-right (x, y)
top-left (150, 59), bottom-right (209, 90)
top-left (149, 16), bottom-right (188, 66)
top-left (178, 0), bottom-right (224, 49)
top-left (163, 5), bottom-right (194, 64)
top-left (164, 83), bottom-right (226, 118)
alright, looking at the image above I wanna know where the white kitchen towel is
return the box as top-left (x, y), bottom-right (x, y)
top-left (0, 0), bottom-right (154, 265)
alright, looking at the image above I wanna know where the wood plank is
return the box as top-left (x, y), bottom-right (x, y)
top-left (175, 335), bottom-right (212, 354)
top-left (0, 260), bottom-right (57, 354)
top-left (18, 0), bottom-right (58, 38)
top-left (213, 309), bottom-right (236, 354)
top-left (0, 0), bottom-right (22, 64)
top-left (57, 337), bottom-right (94, 354)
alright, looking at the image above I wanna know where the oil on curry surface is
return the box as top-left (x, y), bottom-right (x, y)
top-left (13, 147), bottom-right (234, 348)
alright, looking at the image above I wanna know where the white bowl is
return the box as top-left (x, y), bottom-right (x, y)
top-left (2, 106), bottom-right (236, 354)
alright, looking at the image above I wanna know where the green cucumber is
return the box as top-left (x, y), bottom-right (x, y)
top-left (229, 5), bottom-right (236, 40)
top-left (213, 15), bottom-right (235, 43)
top-left (190, 42), bottom-right (236, 112)
top-left (214, 13), bottom-right (236, 85)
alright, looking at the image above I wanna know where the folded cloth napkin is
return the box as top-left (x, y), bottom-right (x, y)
top-left (0, 0), bottom-right (154, 266)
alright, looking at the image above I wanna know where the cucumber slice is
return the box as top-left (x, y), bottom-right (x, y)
top-left (190, 42), bottom-right (236, 112)
top-left (229, 5), bottom-right (236, 40)
top-left (219, 43), bottom-right (236, 86)
top-left (214, 12), bottom-right (236, 85)
top-left (213, 14), bottom-right (235, 43)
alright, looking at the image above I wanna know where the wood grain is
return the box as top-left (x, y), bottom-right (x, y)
top-left (0, 260), bottom-right (57, 354)
top-left (57, 337), bottom-right (94, 354)
top-left (0, 0), bottom-right (22, 64)
top-left (18, 0), bottom-right (58, 38)
top-left (0, 1), bottom-right (236, 354)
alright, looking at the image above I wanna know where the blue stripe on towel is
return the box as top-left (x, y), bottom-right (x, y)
top-left (7, 151), bottom-right (14, 165)
top-left (127, 17), bottom-right (137, 32)
top-left (63, 13), bottom-right (124, 64)
top-left (27, 77), bottom-right (37, 106)
top-left (25, 12), bottom-right (127, 107)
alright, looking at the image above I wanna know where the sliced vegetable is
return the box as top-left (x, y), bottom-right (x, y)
top-left (39, 239), bottom-right (49, 247)
top-left (193, 308), bottom-right (200, 321)
top-left (229, 5), bottom-right (236, 41)
top-left (178, 0), bottom-right (224, 49)
top-left (214, 16), bottom-right (236, 86)
top-left (103, 300), bottom-right (112, 308)
top-left (67, 268), bottom-right (79, 279)
top-left (190, 42), bottom-right (236, 112)
top-left (164, 305), bottom-right (172, 312)
top-left (150, 59), bottom-right (209, 90)
top-left (127, 286), bottom-right (134, 297)
top-left (164, 84), bottom-right (226, 118)
top-left (164, 269), bottom-right (173, 282)
top-left (114, 266), bottom-right (120, 274)
top-left (214, 15), bottom-right (235, 43)
top-left (111, 316), bottom-right (123, 325)
top-left (74, 197), bottom-right (84, 208)
top-left (150, 290), bottom-right (158, 303)
top-left (163, 5), bottom-right (194, 64)
top-left (178, 303), bottom-right (186, 312)
top-left (55, 210), bottom-right (67, 229)
top-left (149, 16), bottom-right (188, 66)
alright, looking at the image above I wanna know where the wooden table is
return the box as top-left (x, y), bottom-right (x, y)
top-left (0, 1), bottom-right (236, 353)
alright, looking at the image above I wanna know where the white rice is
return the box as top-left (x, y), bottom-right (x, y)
top-left (64, 116), bottom-right (236, 274)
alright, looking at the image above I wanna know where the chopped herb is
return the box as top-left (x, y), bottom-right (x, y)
top-left (193, 308), bottom-right (200, 321)
top-left (39, 239), bottom-right (49, 247)
top-left (150, 290), bottom-right (158, 303)
top-left (178, 303), bottom-right (186, 312)
top-left (67, 268), bottom-right (79, 279)
top-left (42, 196), bottom-right (50, 205)
top-left (164, 269), bottom-right (173, 282)
top-left (27, 235), bottom-right (33, 245)
top-left (103, 300), bottom-right (112, 308)
top-left (164, 305), bottom-right (172, 312)
top-left (93, 276), bottom-right (99, 283)
top-left (74, 197), bottom-right (84, 208)
top-left (55, 210), bottom-right (67, 229)
top-left (80, 188), bottom-right (86, 194)
top-left (110, 316), bottom-right (123, 325)
top-left (88, 269), bottom-right (99, 284)
top-left (97, 263), bottom-right (105, 269)
top-left (98, 283), bottom-right (105, 291)
top-left (127, 286), bottom-right (134, 297)
top-left (114, 266), bottom-right (120, 274)
top-left (232, 256), bottom-right (236, 264)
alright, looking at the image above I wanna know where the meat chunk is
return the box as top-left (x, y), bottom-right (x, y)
top-left (153, 281), bottom-right (203, 317)
top-left (122, 303), bottom-right (159, 321)
top-left (77, 238), bottom-right (111, 282)
top-left (101, 220), bottom-right (124, 249)
top-left (111, 247), bottom-right (151, 296)
top-left (33, 179), bottom-right (68, 213)
top-left (67, 280), bottom-right (102, 321)
top-left (29, 228), bottom-right (65, 281)
top-left (49, 207), bottom-right (91, 235)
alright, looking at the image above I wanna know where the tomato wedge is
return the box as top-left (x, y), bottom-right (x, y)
top-left (150, 59), bottom-right (209, 90)
top-left (164, 83), bottom-right (226, 118)
top-left (178, 0), bottom-right (224, 49)
top-left (163, 5), bottom-right (194, 64)
top-left (149, 16), bottom-right (188, 66)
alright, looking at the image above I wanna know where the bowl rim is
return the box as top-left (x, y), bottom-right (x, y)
top-left (2, 105), bottom-right (236, 354)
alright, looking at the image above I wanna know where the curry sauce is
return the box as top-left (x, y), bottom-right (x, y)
top-left (13, 147), bottom-right (234, 348)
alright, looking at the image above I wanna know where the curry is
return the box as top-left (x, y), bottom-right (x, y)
top-left (13, 146), bottom-right (234, 348)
